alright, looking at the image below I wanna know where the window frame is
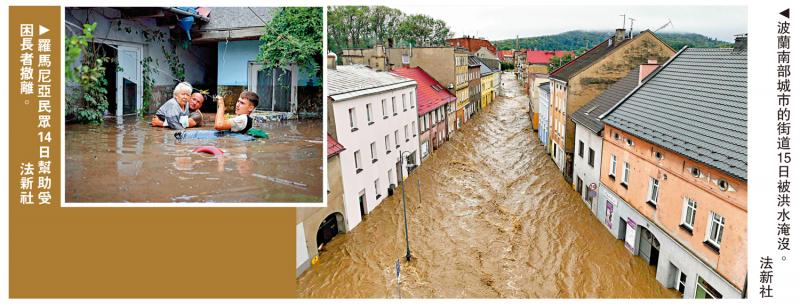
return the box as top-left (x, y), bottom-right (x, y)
top-left (647, 177), bottom-right (660, 206)
top-left (681, 197), bottom-right (698, 231)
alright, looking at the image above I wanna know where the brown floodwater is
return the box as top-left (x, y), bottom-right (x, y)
top-left (297, 73), bottom-right (679, 298)
top-left (66, 114), bottom-right (322, 203)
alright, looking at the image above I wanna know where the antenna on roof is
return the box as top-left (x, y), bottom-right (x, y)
top-left (654, 18), bottom-right (673, 32)
top-left (628, 17), bottom-right (636, 38)
top-left (619, 14), bottom-right (626, 29)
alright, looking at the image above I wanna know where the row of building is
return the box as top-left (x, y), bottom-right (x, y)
top-left (528, 28), bottom-right (748, 299)
top-left (297, 37), bottom-right (505, 276)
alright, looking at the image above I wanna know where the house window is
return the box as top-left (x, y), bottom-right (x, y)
top-left (576, 177), bottom-right (584, 198)
top-left (384, 134), bottom-right (391, 153)
top-left (622, 162), bottom-right (630, 187)
top-left (676, 270), bottom-right (687, 294)
top-left (690, 167), bottom-right (701, 177)
top-left (388, 169), bottom-right (394, 187)
top-left (578, 141), bottom-right (584, 158)
top-left (247, 62), bottom-right (293, 112)
top-left (681, 198), bottom-right (698, 231)
top-left (412, 121), bottom-right (416, 136)
top-left (705, 211), bottom-right (725, 249)
top-left (366, 103), bottom-right (374, 124)
top-left (382, 99), bottom-right (388, 118)
top-left (588, 148), bottom-right (595, 167)
top-left (647, 177), bottom-right (660, 206)
top-left (609, 154), bottom-right (617, 178)
top-left (370, 142), bottom-right (378, 163)
top-left (404, 125), bottom-right (409, 141)
top-left (410, 91), bottom-right (415, 108)
top-left (695, 276), bottom-right (722, 299)
top-left (392, 97), bottom-right (397, 115)
top-left (584, 184), bottom-right (591, 202)
top-left (402, 94), bottom-right (407, 111)
top-left (374, 178), bottom-right (382, 199)
top-left (394, 130), bottom-right (400, 148)
top-left (354, 150), bottom-right (362, 173)
top-left (348, 108), bottom-right (358, 131)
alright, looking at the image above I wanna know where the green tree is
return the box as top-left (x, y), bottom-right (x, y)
top-left (258, 7), bottom-right (323, 76)
top-left (65, 23), bottom-right (110, 123)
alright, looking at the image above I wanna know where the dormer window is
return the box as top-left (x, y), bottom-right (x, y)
top-left (718, 179), bottom-right (730, 191)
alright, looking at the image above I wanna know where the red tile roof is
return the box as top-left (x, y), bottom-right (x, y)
top-left (391, 67), bottom-right (456, 116)
top-left (498, 50), bottom-right (515, 61)
top-left (327, 134), bottom-right (345, 157)
top-left (527, 50), bottom-right (574, 64)
top-left (446, 37), bottom-right (497, 54)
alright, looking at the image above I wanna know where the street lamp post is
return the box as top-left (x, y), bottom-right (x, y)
top-left (398, 149), bottom-right (415, 262)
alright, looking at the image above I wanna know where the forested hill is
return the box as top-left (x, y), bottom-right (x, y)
top-left (493, 30), bottom-right (733, 51)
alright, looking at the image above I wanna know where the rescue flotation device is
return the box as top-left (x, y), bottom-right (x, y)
top-left (193, 145), bottom-right (224, 156)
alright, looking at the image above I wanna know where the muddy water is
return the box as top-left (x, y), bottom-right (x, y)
top-left (297, 73), bottom-right (679, 298)
top-left (66, 114), bottom-right (322, 203)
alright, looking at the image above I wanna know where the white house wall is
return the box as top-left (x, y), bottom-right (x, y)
top-left (572, 124), bottom-right (603, 211)
top-left (333, 85), bottom-right (421, 231)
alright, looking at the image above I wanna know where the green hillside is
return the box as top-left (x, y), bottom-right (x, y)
top-left (494, 30), bottom-right (733, 51)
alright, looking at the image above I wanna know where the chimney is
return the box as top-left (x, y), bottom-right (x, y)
top-left (327, 52), bottom-right (337, 70)
top-left (614, 28), bottom-right (626, 45)
top-left (734, 34), bottom-right (747, 52)
top-left (638, 59), bottom-right (659, 84)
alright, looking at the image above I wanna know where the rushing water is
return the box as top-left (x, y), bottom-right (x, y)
top-left (297, 73), bottom-right (679, 298)
top-left (66, 114), bottom-right (322, 203)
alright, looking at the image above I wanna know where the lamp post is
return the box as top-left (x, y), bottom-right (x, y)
top-left (398, 149), bottom-right (416, 262)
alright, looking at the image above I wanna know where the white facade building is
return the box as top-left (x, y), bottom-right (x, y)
top-left (328, 65), bottom-right (420, 231)
top-left (571, 124), bottom-right (603, 211)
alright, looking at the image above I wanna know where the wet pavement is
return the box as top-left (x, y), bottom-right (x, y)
top-left (297, 72), bottom-right (679, 298)
top-left (66, 114), bottom-right (322, 203)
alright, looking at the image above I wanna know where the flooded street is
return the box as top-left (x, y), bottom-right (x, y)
top-left (298, 72), bottom-right (678, 298)
top-left (66, 115), bottom-right (322, 203)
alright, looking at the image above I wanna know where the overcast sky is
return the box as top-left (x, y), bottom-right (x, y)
top-left (392, 5), bottom-right (747, 42)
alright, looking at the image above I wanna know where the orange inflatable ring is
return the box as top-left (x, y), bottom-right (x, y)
top-left (193, 145), bottom-right (224, 156)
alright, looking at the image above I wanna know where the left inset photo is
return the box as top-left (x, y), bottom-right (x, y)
top-left (63, 7), bottom-right (323, 204)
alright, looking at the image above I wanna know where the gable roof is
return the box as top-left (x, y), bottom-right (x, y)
top-left (478, 57), bottom-right (501, 72)
top-left (527, 50), bottom-right (574, 65)
top-left (601, 47), bottom-right (747, 181)
top-left (468, 55), bottom-right (482, 67)
top-left (550, 30), bottom-right (673, 82)
top-left (328, 65), bottom-right (416, 102)
top-left (391, 67), bottom-right (456, 116)
top-left (571, 67), bottom-right (641, 134)
top-left (327, 134), bottom-right (345, 157)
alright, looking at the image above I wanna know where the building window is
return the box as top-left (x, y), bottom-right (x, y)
top-left (412, 121), bottom-right (416, 136)
top-left (705, 211), bottom-right (725, 249)
top-left (374, 178), bottom-right (382, 199)
top-left (647, 177), bottom-right (659, 206)
top-left (588, 148), bottom-right (595, 168)
top-left (402, 94), bottom-right (407, 111)
top-left (382, 99), bottom-right (388, 118)
top-left (690, 167), bottom-right (701, 177)
top-left (384, 134), bottom-right (391, 153)
top-left (354, 150), bottom-right (362, 173)
top-left (695, 276), bottom-right (722, 299)
top-left (394, 130), bottom-right (400, 148)
top-left (718, 179), bottom-right (730, 191)
top-left (576, 177), bottom-right (584, 198)
top-left (681, 198), bottom-right (698, 231)
top-left (621, 162), bottom-right (630, 188)
top-left (578, 141), bottom-right (584, 158)
top-left (584, 184), bottom-right (591, 202)
top-left (370, 142), bottom-right (378, 163)
top-left (609, 154), bottom-right (617, 178)
top-left (366, 103), bottom-right (374, 124)
top-left (392, 97), bottom-right (397, 115)
top-left (388, 169), bottom-right (394, 187)
top-left (349, 107), bottom-right (358, 131)
top-left (410, 91), bottom-right (415, 108)
top-left (676, 270), bottom-right (687, 294)
top-left (404, 125), bottom-right (409, 141)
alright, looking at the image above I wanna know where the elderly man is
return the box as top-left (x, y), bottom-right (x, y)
top-left (151, 82), bottom-right (196, 130)
top-left (152, 91), bottom-right (205, 128)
